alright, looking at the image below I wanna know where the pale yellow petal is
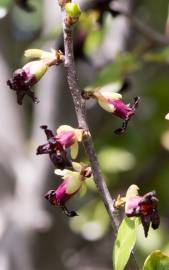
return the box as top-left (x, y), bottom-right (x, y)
top-left (57, 125), bottom-right (74, 134)
top-left (72, 162), bottom-right (83, 172)
top-left (98, 100), bottom-right (116, 113)
top-left (126, 184), bottom-right (139, 199)
top-left (66, 172), bottom-right (82, 194)
top-left (70, 141), bottom-right (79, 159)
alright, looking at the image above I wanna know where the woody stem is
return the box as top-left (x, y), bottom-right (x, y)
top-left (61, 9), bottom-right (138, 270)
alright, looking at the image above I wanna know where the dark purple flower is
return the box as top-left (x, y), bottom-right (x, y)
top-left (36, 125), bottom-right (72, 169)
top-left (7, 61), bottom-right (48, 105)
top-left (125, 191), bottom-right (160, 237)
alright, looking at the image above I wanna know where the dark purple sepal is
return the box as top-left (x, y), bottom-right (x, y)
top-left (7, 68), bottom-right (38, 105)
top-left (37, 125), bottom-right (72, 169)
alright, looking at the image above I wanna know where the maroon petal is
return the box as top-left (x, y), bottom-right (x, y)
top-left (36, 143), bottom-right (51, 155)
top-left (40, 125), bottom-right (54, 139)
top-left (140, 215), bottom-right (151, 238)
top-left (7, 68), bottom-right (37, 105)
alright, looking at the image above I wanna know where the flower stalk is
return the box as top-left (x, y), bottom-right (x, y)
top-left (60, 4), bottom-right (138, 270)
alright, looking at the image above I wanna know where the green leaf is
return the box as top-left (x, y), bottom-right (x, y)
top-left (143, 250), bottom-right (169, 270)
top-left (113, 217), bottom-right (138, 270)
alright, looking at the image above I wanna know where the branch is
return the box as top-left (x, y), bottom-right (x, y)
top-left (61, 9), bottom-right (138, 270)
top-left (110, 1), bottom-right (169, 46)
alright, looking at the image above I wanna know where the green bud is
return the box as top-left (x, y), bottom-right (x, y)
top-left (65, 2), bottom-right (81, 18)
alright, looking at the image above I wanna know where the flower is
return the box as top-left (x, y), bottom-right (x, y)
top-left (7, 60), bottom-right (48, 105)
top-left (92, 89), bottom-right (140, 134)
top-left (45, 163), bottom-right (92, 216)
top-left (7, 49), bottom-right (64, 105)
top-left (36, 125), bottom-right (72, 169)
top-left (56, 125), bottom-right (87, 159)
top-left (37, 125), bottom-right (86, 166)
top-left (125, 190), bottom-right (160, 237)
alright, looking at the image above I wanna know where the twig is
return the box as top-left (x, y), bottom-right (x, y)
top-left (61, 9), bottom-right (138, 270)
top-left (110, 1), bottom-right (169, 46)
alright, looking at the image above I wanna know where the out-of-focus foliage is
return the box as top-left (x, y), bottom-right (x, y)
top-left (0, 0), bottom-right (11, 18)
top-left (69, 199), bottom-right (109, 241)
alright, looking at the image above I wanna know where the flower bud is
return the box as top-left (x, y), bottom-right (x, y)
top-left (65, 3), bottom-right (81, 18)
top-left (64, 2), bottom-right (81, 25)
top-left (24, 49), bottom-right (65, 67)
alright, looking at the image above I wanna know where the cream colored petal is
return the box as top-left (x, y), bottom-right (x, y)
top-left (75, 129), bottom-right (83, 141)
top-left (126, 185), bottom-right (139, 199)
top-left (165, 113), bottom-right (169, 120)
top-left (70, 141), bottom-right (79, 159)
top-left (72, 162), bottom-right (83, 172)
top-left (98, 100), bottom-right (116, 113)
top-left (100, 92), bottom-right (122, 100)
top-left (57, 125), bottom-right (74, 134)
top-left (66, 173), bottom-right (82, 194)
top-left (24, 49), bottom-right (53, 60)
top-left (54, 169), bottom-right (68, 177)
top-left (97, 82), bottom-right (122, 94)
